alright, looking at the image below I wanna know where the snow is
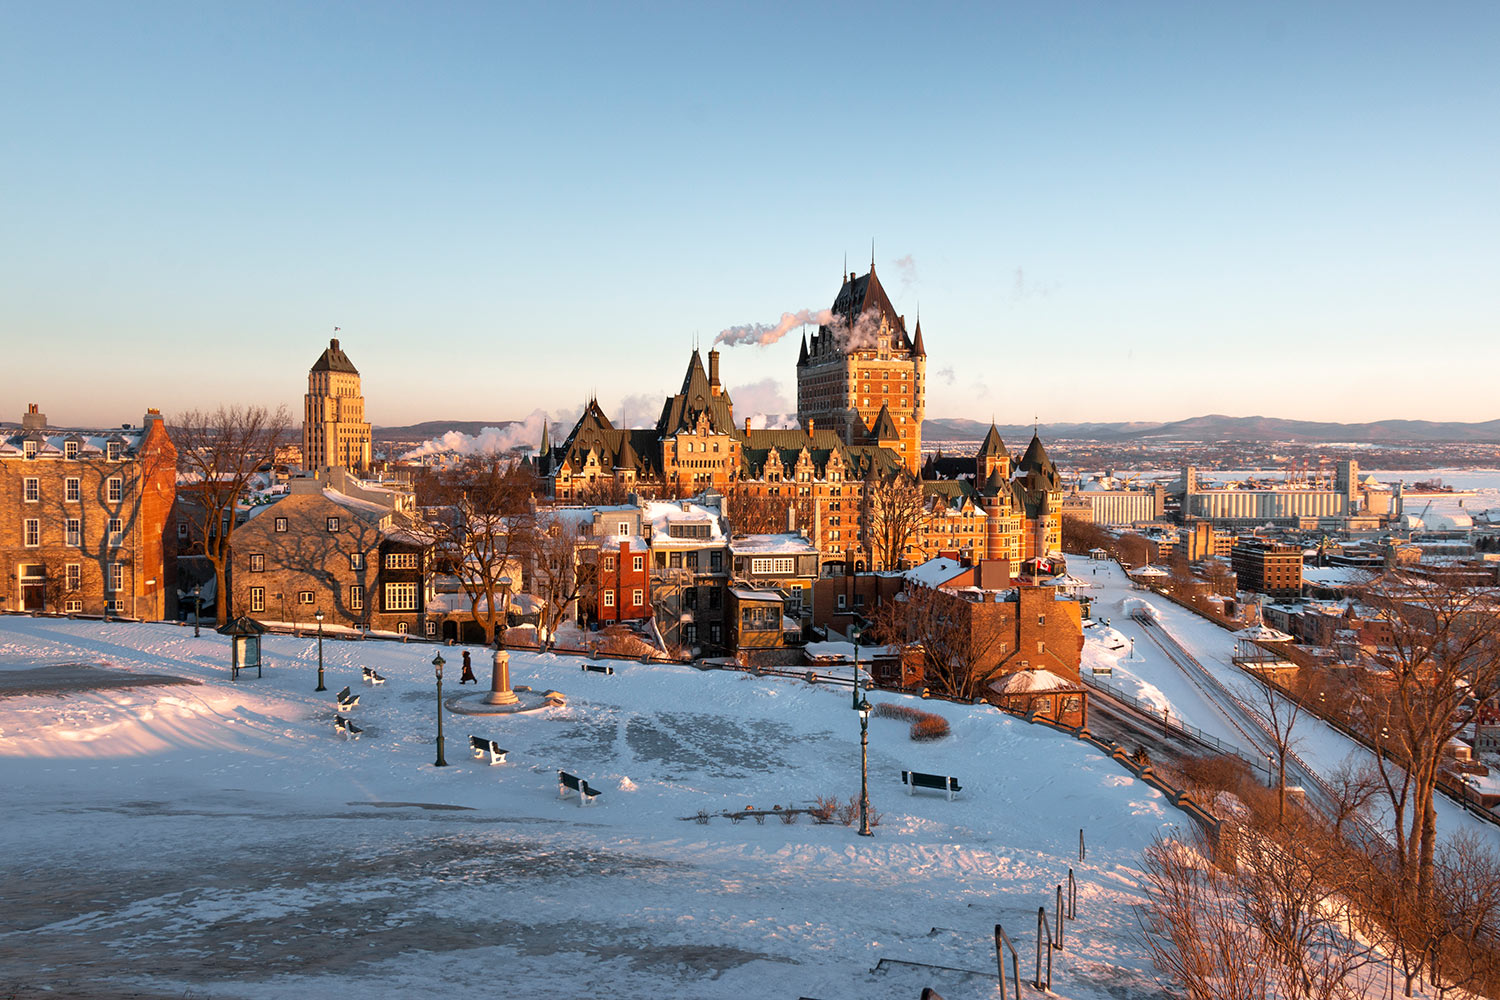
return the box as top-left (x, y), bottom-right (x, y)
top-left (990, 669), bottom-right (1076, 694)
top-left (0, 615), bottom-right (1188, 999)
top-left (903, 556), bottom-right (969, 588)
top-left (727, 532), bottom-right (816, 554)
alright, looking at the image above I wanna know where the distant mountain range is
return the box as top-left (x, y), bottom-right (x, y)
top-left (373, 414), bottom-right (1500, 446)
top-left (921, 414), bottom-right (1500, 444)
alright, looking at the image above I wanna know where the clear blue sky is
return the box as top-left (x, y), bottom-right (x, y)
top-left (3, 2), bottom-right (1497, 429)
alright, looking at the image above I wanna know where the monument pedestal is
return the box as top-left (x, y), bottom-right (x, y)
top-left (482, 648), bottom-right (520, 706)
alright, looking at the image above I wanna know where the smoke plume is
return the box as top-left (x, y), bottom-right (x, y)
top-left (714, 308), bottom-right (834, 348)
top-left (401, 409), bottom-right (561, 460)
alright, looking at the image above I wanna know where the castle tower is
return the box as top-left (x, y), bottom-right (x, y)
top-left (303, 338), bottom-right (372, 473)
top-left (976, 422), bottom-right (1010, 482)
top-left (797, 264), bottom-right (924, 474)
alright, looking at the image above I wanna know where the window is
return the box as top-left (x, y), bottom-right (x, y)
top-left (107, 441), bottom-right (121, 461)
top-left (602, 591), bottom-right (615, 607)
top-left (275, 517), bottom-right (288, 533)
top-left (384, 582), bottom-right (418, 611)
top-left (632, 588), bottom-right (643, 605)
top-left (108, 518), bottom-right (123, 544)
top-left (177, 521), bottom-right (188, 539)
top-left (23, 440), bottom-right (37, 459)
top-left (617, 521), bottom-right (629, 537)
top-left (709, 623), bottom-right (721, 645)
top-left (397, 622), bottom-right (409, 634)
top-left (249, 554), bottom-right (265, 573)
top-left (349, 585), bottom-right (364, 610)
top-left (106, 600), bottom-right (123, 613)
top-left (250, 587), bottom-right (265, 613)
top-left (326, 517), bottom-right (340, 533)
top-left (710, 551), bottom-right (722, 572)
top-left (384, 552), bottom-right (418, 569)
top-left (684, 623), bottom-right (697, 643)
top-left (837, 593), bottom-right (847, 610)
top-left (24, 519), bottom-right (39, 547)
top-left (632, 555), bottom-right (644, 572)
top-left (65, 599), bottom-right (83, 613)
top-left (66, 477), bottom-right (80, 502)
top-left (350, 552), bottom-right (364, 570)
top-left (749, 557), bottom-right (796, 575)
top-left (708, 587), bottom-right (721, 610)
top-left (424, 620), bottom-right (436, 637)
top-left (298, 591), bottom-right (314, 605)
top-left (106, 477), bottom-right (122, 502)
top-left (23, 477), bottom-right (38, 502)
top-left (603, 556), bottom-right (615, 572)
top-left (66, 518), bottom-right (81, 547)
top-left (66, 564), bottom-right (81, 591)
top-left (108, 563), bottom-right (122, 592)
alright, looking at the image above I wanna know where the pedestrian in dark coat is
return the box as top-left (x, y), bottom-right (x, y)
top-left (460, 649), bottom-right (477, 685)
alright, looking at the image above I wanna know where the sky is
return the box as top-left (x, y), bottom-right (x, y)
top-left (2, 2), bottom-right (1497, 430)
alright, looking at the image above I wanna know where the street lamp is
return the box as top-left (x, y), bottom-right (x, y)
top-left (497, 576), bottom-right (513, 651)
top-left (850, 624), bottom-right (864, 710)
top-left (433, 653), bottom-right (448, 767)
top-left (314, 609), bottom-right (326, 692)
top-left (1128, 636), bottom-right (1135, 661)
top-left (857, 695), bottom-right (873, 837)
top-left (193, 586), bottom-right (203, 638)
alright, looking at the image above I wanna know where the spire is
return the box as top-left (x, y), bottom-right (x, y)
top-left (796, 328), bottom-right (809, 367)
top-left (911, 316), bottom-right (926, 357)
top-left (978, 422), bottom-right (1006, 457)
top-left (616, 434), bottom-right (640, 470)
top-left (538, 417), bottom-right (551, 456)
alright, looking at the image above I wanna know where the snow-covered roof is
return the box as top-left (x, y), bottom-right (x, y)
top-left (730, 587), bottom-right (783, 602)
top-left (904, 557), bottom-right (969, 588)
top-left (989, 669), bottom-right (1078, 695)
top-left (1235, 623), bottom-right (1294, 643)
top-left (730, 533), bottom-right (817, 555)
top-left (1302, 566), bottom-right (1370, 588)
top-left (1131, 565), bottom-right (1170, 578)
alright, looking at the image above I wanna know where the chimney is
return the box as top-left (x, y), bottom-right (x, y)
top-left (787, 503), bottom-right (796, 533)
top-left (331, 338), bottom-right (340, 351)
top-left (708, 350), bottom-right (721, 396)
top-left (807, 418), bottom-right (814, 438)
top-left (22, 404), bottom-right (46, 431)
top-left (744, 417), bottom-right (751, 435)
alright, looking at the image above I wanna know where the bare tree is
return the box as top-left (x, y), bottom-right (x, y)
top-left (530, 514), bottom-right (595, 641)
top-left (1251, 674), bottom-right (1305, 826)
top-left (869, 583), bottom-right (1007, 700)
top-left (1356, 574), bottom-right (1500, 907)
top-left (723, 482), bottom-right (813, 536)
top-left (171, 406), bottom-right (291, 624)
top-left (862, 469), bottom-right (927, 570)
top-left (427, 458), bottom-right (538, 644)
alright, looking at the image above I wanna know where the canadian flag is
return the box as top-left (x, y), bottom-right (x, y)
top-left (1034, 558), bottom-right (1052, 574)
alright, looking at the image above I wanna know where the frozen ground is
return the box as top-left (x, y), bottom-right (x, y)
top-left (0, 618), bottom-right (1182, 1000)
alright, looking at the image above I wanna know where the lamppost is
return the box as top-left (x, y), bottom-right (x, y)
top-left (497, 576), bottom-right (512, 650)
top-left (1128, 636), bottom-right (1135, 661)
top-left (314, 609), bottom-right (326, 692)
top-left (193, 586), bottom-right (203, 638)
top-left (432, 653), bottom-right (448, 767)
top-left (857, 694), bottom-right (873, 837)
top-left (850, 624), bottom-right (864, 710)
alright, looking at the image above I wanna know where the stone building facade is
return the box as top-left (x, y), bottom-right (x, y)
top-left (227, 476), bottom-right (426, 632)
top-left (303, 338), bottom-right (372, 473)
top-left (0, 405), bottom-right (177, 619)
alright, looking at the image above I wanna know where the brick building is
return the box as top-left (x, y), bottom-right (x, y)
top-left (537, 268), bottom-right (1064, 575)
top-left (596, 537), bottom-right (651, 625)
top-left (0, 405), bottom-right (177, 619)
top-left (1232, 539), bottom-right (1305, 600)
top-left (645, 499), bottom-right (730, 656)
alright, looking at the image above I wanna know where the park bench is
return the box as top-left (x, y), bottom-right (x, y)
top-left (901, 769), bottom-right (962, 800)
top-left (558, 770), bottom-right (602, 806)
top-left (334, 715), bottom-right (363, 740)
top-left (581, 663), bottom-right (614, 675)
top-left (336, 686), bottom-right (360, 711)
top-left (469, 735), bottom-right (508, 765)
top-left (361, 666), bottom-right (387, 685)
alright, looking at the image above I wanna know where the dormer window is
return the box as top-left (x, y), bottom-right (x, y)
top-left (23, 440), bottom-right (37, 459)
top-left (107, 441), bottom-right (122, 461)
top-left (65, 440), bottom-right (79, 459)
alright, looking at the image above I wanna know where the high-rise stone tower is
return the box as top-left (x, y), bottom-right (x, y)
top-left (303, 338), bottom-right (372, 473)
top-left (796, 264), bottom-right (925, 474)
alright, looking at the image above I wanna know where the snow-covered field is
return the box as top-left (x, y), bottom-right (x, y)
top-left (0, 617), bottom-right (1183, 999)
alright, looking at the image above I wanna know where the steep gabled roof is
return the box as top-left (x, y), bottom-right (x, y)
top-left (1016, 432), bottom-right (1059, 490)
top-left (311, 338), bottom-right (359, 374)
top-left (911, 318), bottom-right (926, 357)
top-left (656, 349), bottom-right (736, 438)
top-left (869, 403), bottom-right (900, 442)
top-left (978, 422), bottom-right (1008, 458)
top-left (810, 265), bottom-right (911, 357)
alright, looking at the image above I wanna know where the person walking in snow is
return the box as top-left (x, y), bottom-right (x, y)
top-left (460, 650), bottom-right (477, 685)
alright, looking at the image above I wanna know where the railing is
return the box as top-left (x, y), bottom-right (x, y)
top-left (1080, 670), bottom-right (1257, 764)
